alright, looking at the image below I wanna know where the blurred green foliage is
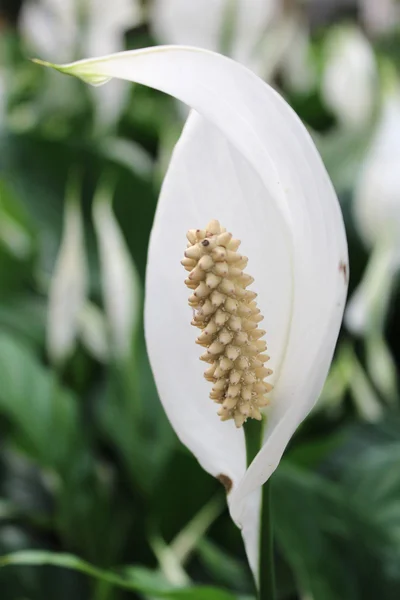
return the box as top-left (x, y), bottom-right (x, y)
top-left (0, 0), bottom-right (400, 599)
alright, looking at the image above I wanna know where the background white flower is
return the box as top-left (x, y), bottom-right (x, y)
top-left (322, 25), bottom-right (378, 130)
top-left (0, 70), bottom-right (6, 129)
top-left (150, 0), bottom-right (316, 89)
top-left (93, 181), bottom-right (141, 361)
top-left (353, 86), bottom-right (400, 254)
top-left (47, 187), bottom-right (87, 366)
top-left (361, 0), bottom-right (400, 36)
top-left (20, 0), bottom-right (142, 126)
top-left (346, 83), bottom-right (400, 337)
top-left (151, 0), bottom-right (279, 76)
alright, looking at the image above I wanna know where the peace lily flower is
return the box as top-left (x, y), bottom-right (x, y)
top-left (47, 188), bottom-right (87, 366)
top-left (47, 177), bottom-right (140, 366)
top-left (346, 81), bottom-right (400, 337)
top-left (92, 182), bottom-right (141, 361)
top-left (321, 25), bottom-right (378, 130)
top-left (35, 46), bottom-right (348, 588)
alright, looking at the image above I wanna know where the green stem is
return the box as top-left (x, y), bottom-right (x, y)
top-left (259, 480), bottom-right (275, 600)
top-left (245, 418), bottom-right (263, 466)
top-left (244, 420), bottom-right (276, 600)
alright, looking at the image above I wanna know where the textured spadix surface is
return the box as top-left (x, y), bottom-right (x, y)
top-left (36, 46), bottom-right (349, 576)
top-left (182, 220), bottom-right (273, 428)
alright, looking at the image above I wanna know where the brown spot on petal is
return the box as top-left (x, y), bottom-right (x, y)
top-left (217, 474), bottom-right (233, 494)
top-left (339, 260), bottom-right (348, 284)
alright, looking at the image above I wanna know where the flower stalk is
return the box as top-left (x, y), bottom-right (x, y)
top-left (259, 480), bottom-right (276, 600)
top-left (244, 420), bottom-right (275, 600)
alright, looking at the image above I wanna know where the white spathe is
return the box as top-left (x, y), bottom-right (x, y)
top-left (346, 85), bottom-right (400, 335)
top-left (36, 46), bottom-right (348, 576)
top-left (79, 302), bottom-right (109, 363)
top-left (345, 236), bottom-right (397, 335)
top-left (93, 184), bottom-right (141, 361)
top-left (322, 25), bottom-right (377, 130)
top-left (353, 87), bottom-right (400, 254)
top-left (47, 196), bottom-right (87, 365)
top-left (0, 70), bottom-right (6, 127)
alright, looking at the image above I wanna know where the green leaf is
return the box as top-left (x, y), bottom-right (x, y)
top-left (365, 333), bottom-right (398, 405)
top-left (0, 333), bottom-right (80, 471)
top-left (341, 440), bottom-right (400, 569)
top-left (92, 177), bottom-right (142, 362)
top-left (273, 464), bottom-right (358, 600)
top-left (0, 295), bottom-right (46, 346)
top-left (315, 123), bottom-right (374, 195)
top-left (170, 494), bottom-right (225, 564)
top-left (97, 335), bottom-right (176, 494)
top-left (197, 539), bottom-right (251, 591)
top-left (347, 345), bottom-right (384, 422)
top-left (1, 131), bottom-right (157, 280)
top-left (0, 551), bottom-right (241, 599)
top-left (0, 179), bottom-right (36, 294)
top-left (286, 416), bottom-right (400, 599)
top-left (0, 178), bottom-right (36, 260)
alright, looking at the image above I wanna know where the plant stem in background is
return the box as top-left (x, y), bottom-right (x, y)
top-left (244, 418), bottom-right (264, 467)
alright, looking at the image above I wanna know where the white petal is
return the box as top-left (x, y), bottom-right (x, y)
top-left (93, 183), bottom-right (140, 361)
top-left (86, 0), bottom-right (141, 41)
top-left (21, 0), bottom-right (141, 63)
top-left (85, 0), bottom-right (142, 127)
top-left (361, 0), bottom-right (400, 35)
top-left (238, 488), bottom-right (261, 579)
top-left (79, 302), bottom-right (109, 363)
top-left (0, 70), bottom-right (6, 126)
top-left (353, 86), bottom-right (400, 257)
top-left (21, 0), bottom-right (141, 127)
top-left (20, 0), bottom-right (77, 63)
top-left (345, 235), bottom-right (397, 335)
top-left (37, 45), bottom-right (348, 572)
top-left (47, 195), bottom-right (87, 365)
top-left (90, 78), bottom-right (129, 129)
top-left (230, 0), bottom-right (279, 71)
top-left (98, 137), bottom-right (153, 178)
top-left (151, 0), bottom-right (227, 51)
top-left (146, 110), bottom-right (291, 489)
top-left (322, 26), bottom-right (377, 130)
top-left (280, 23), bottom-right (315, 95)
top-left (151, 0), bottom-right (278, 75)
top-left (151, 0), bottom-right (297, 91)
top-left (0, 208), bottom-right (32, 260)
